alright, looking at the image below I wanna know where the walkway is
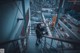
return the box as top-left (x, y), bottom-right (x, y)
top-left (26, 34), bottom-right (42, 53)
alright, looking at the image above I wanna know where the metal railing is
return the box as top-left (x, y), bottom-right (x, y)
top-left (40, 27), bottom-right (80, 53)
top-left (40, 37), bottom-right (80, 53)
top-left (0, 37), bottom-right (26, 46)
top-left (0, 27), bottom-right (80, 53)
top-left (0, 36), bottom-right (27, 53)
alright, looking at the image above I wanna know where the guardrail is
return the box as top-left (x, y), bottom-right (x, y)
top-left (0, 37), bottom-right (27, 46)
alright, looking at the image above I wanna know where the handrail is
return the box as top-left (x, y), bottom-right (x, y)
top-left (31, 26), bottom-right (80, 45)
top-left (0, 36), bottom-right (27, 45)
top-left (1, 28), bottom-right (79, 47)
top-left (43, 35), bottom-right (80, 45)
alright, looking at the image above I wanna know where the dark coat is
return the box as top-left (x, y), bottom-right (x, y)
top-left (35, 24), bottom-right (43, 39)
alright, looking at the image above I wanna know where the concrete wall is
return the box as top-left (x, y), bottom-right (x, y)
top-left (0, 0), bottom-right (29, 43)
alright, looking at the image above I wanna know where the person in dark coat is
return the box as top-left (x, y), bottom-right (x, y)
top-left (35, 23), bottom-right (43, 46)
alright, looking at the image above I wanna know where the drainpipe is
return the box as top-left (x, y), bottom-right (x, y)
top-left (22, 0), bottom-right (26, 35)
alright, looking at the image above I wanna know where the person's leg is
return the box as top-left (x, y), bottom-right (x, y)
top-left (38, 38), bottom-right (41, 43)
top-left (36, 38), bottom-right (41, 44)
top-left (35, 38), bottom-right (39, 46)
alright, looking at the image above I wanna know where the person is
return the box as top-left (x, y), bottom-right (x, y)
top-left (35, 23), bottom-right (43, 46)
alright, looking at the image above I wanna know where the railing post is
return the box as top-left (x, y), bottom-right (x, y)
top-left (12, 40), bottom-right (22, 53)
top-left (44, 37), bottom-right (46, 48)
top-left (41, 37), bottom-right (43, 53)
top-left (17, 40), bottom-right (22, 53)
top-left (50, 39), bottom-right (53, 49)
top-left (61, 41), bottom-right (64, 53)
